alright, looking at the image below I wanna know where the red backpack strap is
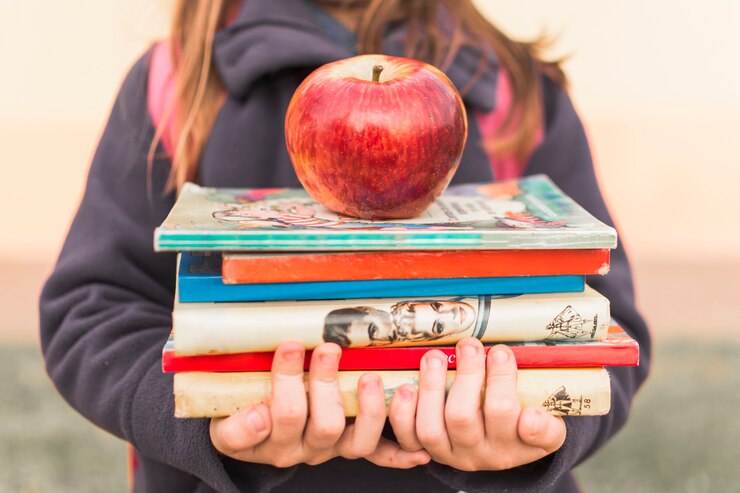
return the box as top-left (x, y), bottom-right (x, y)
top-left (475, 67), bottom-right (543, 180)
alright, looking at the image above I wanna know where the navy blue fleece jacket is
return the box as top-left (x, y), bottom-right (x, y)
top-left (39, 1), bottom-right (650, 491)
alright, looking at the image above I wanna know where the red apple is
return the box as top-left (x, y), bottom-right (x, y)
top-left (285, 54), bottom-right (468, 219)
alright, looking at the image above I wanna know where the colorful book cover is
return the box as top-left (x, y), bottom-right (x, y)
top-left (162, 324), bottom-right (638, 372)
top-left (222, 249), bottom-right (611, 284)
top-left (173, 368), bottom-right (612, 418)
top-left (177, 252), bottom-right (585, 303)
top-left (172, 285), bottom-right (610, 355)
top-left (154, 175), bottom-right (617, 251)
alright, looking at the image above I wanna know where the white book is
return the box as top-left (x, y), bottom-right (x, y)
top-left (172, 285), bottom-right (610, 355)
top-left (174, 368), bottom-right (612, 418)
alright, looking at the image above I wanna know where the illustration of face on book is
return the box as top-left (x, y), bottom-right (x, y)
top-left (322, 300), bottom-right (477, 348)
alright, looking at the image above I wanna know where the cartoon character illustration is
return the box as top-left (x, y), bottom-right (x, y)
top-left (208, 187), bottom-right (567, 231)
top-left (211, 199), bottom-right (457, 231)
top-left (542, 386), bottom-right (587, 416)
top-left (212, 200), bottom-right (350, 229)
top-left (322, 299), bottom-right (477, 348)
top-left (545, 306), bottom-right (598, 340)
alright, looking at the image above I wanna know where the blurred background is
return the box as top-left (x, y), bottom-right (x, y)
top-left (1, 0), bottom-right (738, 491)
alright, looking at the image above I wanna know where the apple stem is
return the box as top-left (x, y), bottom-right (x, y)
top-left (372, 65), bottom-right (384, 82)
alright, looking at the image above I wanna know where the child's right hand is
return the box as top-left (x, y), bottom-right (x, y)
top-left (209, 341), bottom-right (431, 469)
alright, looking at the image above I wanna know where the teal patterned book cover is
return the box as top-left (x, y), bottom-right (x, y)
top-left (154, 175), bottom-right (617, 251)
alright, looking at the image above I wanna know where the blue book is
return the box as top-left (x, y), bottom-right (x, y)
top-left (178, 253), bottom-right (585, 303)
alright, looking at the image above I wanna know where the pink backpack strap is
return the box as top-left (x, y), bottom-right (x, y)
top-left (147, 41), bottom-right (176, 158)
top-left (146, 5), bottom-right (241, 161)
top-left (475, 67), bottom-right (543, 180)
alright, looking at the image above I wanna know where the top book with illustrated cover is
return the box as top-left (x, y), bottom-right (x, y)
top-left (154, 175), bottom-right (617, 251)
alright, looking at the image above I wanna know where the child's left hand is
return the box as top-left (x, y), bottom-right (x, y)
top-left (389, 339), bottom-right (567, 471)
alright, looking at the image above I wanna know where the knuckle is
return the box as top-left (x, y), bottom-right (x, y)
top-left (271, 454), bottom-right (300, 469)
top-left (312, 420), bottom-right (345, 441)
top-left (416, 427), bottom-right (444, 447)
top-left (485, 397), bottom-right (519, 420)
top-left (341, 450), bottom-right (360, 461)
top-left (420, 378), bottom-right (445, 392)
top-left (397, 439), bottom-right (423, 452)
top-left (350, 440), bottom-right (377, 458)
top-left (304, 455), bottom-right (331, 466)
top-left (274, 404), bottom-right (305, 427)
top-left (489, 456), bottom-right (516, 471)
top-left (487, 365), bottom-right (515, 379)
top-left (444, 406), bottom-right (476, 429)
top-left (361, 406), bottom-right (386, 421)
top-left (454, 459), bottom-right (480, 472)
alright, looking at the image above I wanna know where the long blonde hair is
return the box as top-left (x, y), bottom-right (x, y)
top-left (154, 0), bottom-right (564, 192)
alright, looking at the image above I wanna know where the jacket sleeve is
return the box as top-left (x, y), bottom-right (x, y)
top-left (426, 76), bottom-right (652, 491)
top-left (38, 51), bottom-right (294, 493)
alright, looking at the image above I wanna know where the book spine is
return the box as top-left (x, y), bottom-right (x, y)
top-left (222, 249), bottom-right (611, 284)
top-left (173, 368), bottom-right (611, 418)
top-left (172, 287), bottom-right (611, 355)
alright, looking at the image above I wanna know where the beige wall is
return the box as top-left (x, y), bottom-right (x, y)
top-left (480, 0), bottom-right (740, 264)
top-left (0, 0), bottom-right (740, 259)
top-left (1, 0), bottom-right (738, 265)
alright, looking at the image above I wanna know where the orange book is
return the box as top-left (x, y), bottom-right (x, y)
top-left (222, 249), bottom-right (610, 284)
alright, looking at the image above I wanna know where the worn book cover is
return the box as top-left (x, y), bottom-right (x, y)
top-left (163, 324), bottom-right (638, 372)
top-left (221, 249), bottom-right (611, 284)
top-left (178, 252), bottom-right (585, 302)
top-left (174, 368), bottom-right (612, 418)
top-left (155, 175), bottom-right (617, 251)
top-left (172, 285), bottom-right (610, 355)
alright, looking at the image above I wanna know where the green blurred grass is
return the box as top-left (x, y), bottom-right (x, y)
top-left (1, 340), bottom-right (739, 493)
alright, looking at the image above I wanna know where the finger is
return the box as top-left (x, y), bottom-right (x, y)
top-left (389, 384), bottom-right (423, 451)
top-left (304, 343), bottom-right (346, 452)
top-left (518, 407), bottom-right (567, 455)
top-left (268, 341), bottom-right (309, 447)
top-left (364, 437), bottom-right (432, 469)
top-left (209, 404), bottom-right (271, 457)
top-left (444, 338), bottom-right (486, 449)
top-left (415, 350), bottom-right (451, 457)
top-left (483, 345), bottom-right (521, 444)
top-left (338, 373), bottom-right (387, 459)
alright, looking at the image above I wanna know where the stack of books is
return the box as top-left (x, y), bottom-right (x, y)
top-left (154, 175), bottom-right (639, 418)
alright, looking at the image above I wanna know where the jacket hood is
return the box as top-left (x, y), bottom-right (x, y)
top-left (213, 0), bottom-right (499, 112)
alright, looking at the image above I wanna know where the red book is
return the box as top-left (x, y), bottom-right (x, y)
top-left (162, 325), bottom-right (637, 372)
top-left (221, 249), bottom-right (610, 284)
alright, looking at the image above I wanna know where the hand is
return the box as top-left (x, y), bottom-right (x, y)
top-left (392, 339), bottom-right (566, 471)
top-left (210, 341), bottom-right (431, 469)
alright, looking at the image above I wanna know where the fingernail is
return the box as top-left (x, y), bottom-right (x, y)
top-left (364, 378), bottom-right (380, 392)
top-left (320, 352), bottom-right (338, 365)
top-left (283, 349), bottom-right (302, 361)
top-left (246, 408), bottom-right (266, 432)
top-left (399, 389), bottom-right (413, 402)
top-left (415, 451), bottom-right (431, 465)
top-left (528, 410), bottom-right (543, 436)
top-left (461, 344), bottom-right (478, 357)
top-left (427, 356), bottom-right (443, 369)
top-left (491, 349), bottom-right (509, 363)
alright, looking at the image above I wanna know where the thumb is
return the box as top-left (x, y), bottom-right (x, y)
top-left (210, 404), bottom-right (272, 456)
top-left (517, 407), bottom-right (567, 454)
top-left (364, 437), bottom-right (432, 469)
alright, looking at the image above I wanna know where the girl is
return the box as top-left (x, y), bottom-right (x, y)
top-left (39, 0), bottom-right (650, 492)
